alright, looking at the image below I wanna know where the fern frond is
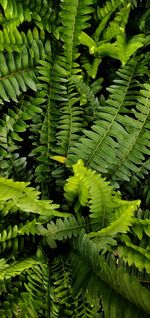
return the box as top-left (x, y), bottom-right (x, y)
top-left (56, 83), bottom-right (85, 159)
top-left (0, 219), bottom-right (39, 253)
top-left (88, 198), bottom-right (140, 238)
top-left (0, 177), bottom-right (71, 217)
top-left (87, 272), bottom-right (150, 318)
top-left (31, 55), bottom-right (68, 185)
top-left (0, 282), bottom-right (25, 318)
top-left (0, 48), bottom-right (37, 103)
top-left (26, 0), bottom-right (57, 33)
top-left (0, 92), bottom-right (43, 179)
top-left (0, 26), bottom-right (47, 54)
top-left (0, 30), bottom-right (50, 103)
top-left (72, 235), bottom-right (150, 314)
top-left (22, 261), bottom-right (50, 316)
top-left (0, 0), bottom-right (31, 30)
top-left (133, 217), bottom-right (150, 239)
top-left (38, 216), bottom-right (88, 248)
top-left (0, 258), bottom-right (38, 280)
top-left (94, 0), bottom-right (125, 41)
top-left (71, 75), bottom-right (102, 120)
top-left (119, 240), bottom-right (150, 273)
top-left (0, 206), bottom-right (28, 253)
top-left (60, 0), bottom-right (96, 75)
top-left (110, 82), bottom-right (150, 182)
top-left (64, 160), bottom-right (140, 238)
top-left (0, 0), bottom-right (56, 33)
top-left (68, 60), bottom-right (150, 182)
top-left (103, 2), bottom-right (131, 41)
top-left (72, 291), bottom-right (100, 318)
top-left (133, 158), bottom-right (150, 181)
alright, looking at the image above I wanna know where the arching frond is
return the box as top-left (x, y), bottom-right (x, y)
top-left (0, 258), bottom-right (38, 280)
top-left (68, 60), bottom-right (150, 183)
top-left (0, 177), bottom-right (67, 217)
top-left (87, 272), bottom-right (149, 318)
top-left (72, 235), bottom-right (150, 314)
top-left (38, 216), bottom-right (88, 248)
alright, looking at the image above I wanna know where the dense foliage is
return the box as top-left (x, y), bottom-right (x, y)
top-left (0, 0), bottom-right (150, 316)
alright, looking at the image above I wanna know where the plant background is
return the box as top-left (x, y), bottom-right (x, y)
top-left (0, 0), bottom-right (150, 317)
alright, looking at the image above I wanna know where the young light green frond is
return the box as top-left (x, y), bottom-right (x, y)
top-left (0, 177), bottom-right (67, 217)
top-left (90, 33), bottom-right (144, 65)
top-left (88, 199), bottom-right (140, 238)
top-left (117, 33), bottom-right (145, 66)
top-left (65, 160), bottom-right (139, 229)
top-left (64, 159), bottom-right (88, 203)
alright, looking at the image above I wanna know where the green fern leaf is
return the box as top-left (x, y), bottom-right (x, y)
top-left (72, 235), bottom-right (150, 314)
top-left (119, 240), bottom-right (150, 273)
top-left (38, 216), bottom-right (88, 248)
top-left (0, 177), bottom-right (70, 217)
top-left (68, 60), bottom-right (149, 182)
top-left (0, 258), bottom-right (38, 280)
top-left (60, 0), bottom-right (96, 74)
top-left (88, 199), bottom-right (140, 238)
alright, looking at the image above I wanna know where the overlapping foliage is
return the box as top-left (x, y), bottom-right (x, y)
top-left (0, 0), bottom-right (150, 317)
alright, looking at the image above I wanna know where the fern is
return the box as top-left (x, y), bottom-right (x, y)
top-left (119, 240), bottom-right (150, 273)
top-left (0, 258), bottom-right (38, 280)
top-left (68, 60), bottom-right (150, 183)
top-left (55, 83), bottom-right (85, 160)
top-left (38, 216), bottom-right (88, 248)
top-left (0, 93), bottom-right (44, 179)
top-left (0, 1), bottom-right (150, 317)
top-left (60, 0), bottom-right (96, 75)
top-left (87, 273), bottom-right (150, 318)
top-left (72, 235), bottom-right (150, 314)
top-left (93, 0), bottom-right (123, 42)
top-left (0, 177), bottom-right (70, 217)
top-left (30, 54), bottom-right (68, 187)
top-left (0, 48), bottom-right (37, 102)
